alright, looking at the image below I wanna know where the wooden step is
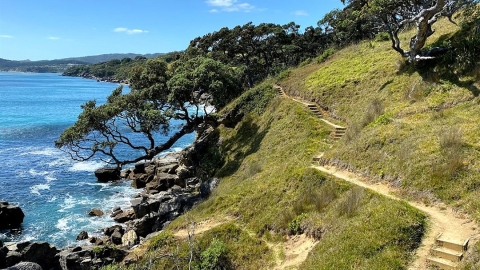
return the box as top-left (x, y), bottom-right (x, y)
top-left (427, 256), bottom-right (457, 270)
top-left (312, 155), bottom-right (323, 162)
top-left (436, 236), bottom-right (469, 253)
top-left (431, 247), bottom-right (463, 262)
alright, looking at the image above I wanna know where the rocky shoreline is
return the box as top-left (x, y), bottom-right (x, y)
top-left (0, 125), bottom-right (220, 269)
top-left (61, 72), bottom-right (129, 85)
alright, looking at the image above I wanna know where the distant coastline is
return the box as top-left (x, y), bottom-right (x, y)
top-left (62, 73), bottom-right (129, 85)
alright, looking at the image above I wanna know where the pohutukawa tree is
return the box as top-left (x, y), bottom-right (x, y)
top-left (55, 57), bottom-right (242, 168)
top-left (341, 0), bottom-right (479, 62)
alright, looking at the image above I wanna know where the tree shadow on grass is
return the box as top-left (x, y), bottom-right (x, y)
top-left (397, 57), bottom-right (480, 97)
top-left (396, 25), bottom-right (480, 97)
top-left (216, 116), bottom-right (269, 178)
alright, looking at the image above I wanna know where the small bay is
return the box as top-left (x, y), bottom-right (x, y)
top-left (0, 72), bottom-right (194, 247)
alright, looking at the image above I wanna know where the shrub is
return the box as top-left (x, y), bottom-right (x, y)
top-left (148, 231), bottom-right (176, 251)
top-left (375, 32), bottom-right (390, 42)
top-left (288, 213), bottom-right (307, 235)
top-left (199, 238), bottom-right (231, 270)
top-left (315, 48), bottom-right (336, 63)
top-left (277, 69), bottom-right (291, 80)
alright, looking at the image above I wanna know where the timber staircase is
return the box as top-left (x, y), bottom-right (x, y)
top-left (274, 84), bottom-right (347, 140)
top-left (426, 233), bottom-right (470, 269)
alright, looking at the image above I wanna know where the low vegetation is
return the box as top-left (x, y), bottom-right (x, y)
top-left (279, 12), bottom-right (480, 220)
top-left (111, 83), bottom-right (427, 269)
top-left (87, 3), bottom-right (480, 269)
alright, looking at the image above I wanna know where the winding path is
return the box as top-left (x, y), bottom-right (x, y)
top-left (312, 164), bottom-right (478, 269)
top-left (276, 83), bottom-right (479, 269)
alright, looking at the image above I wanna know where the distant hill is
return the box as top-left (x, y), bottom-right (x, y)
top-left (62, 53), bottom-right (165, 64)
top-left (0, 53), bottom-right (164, 73)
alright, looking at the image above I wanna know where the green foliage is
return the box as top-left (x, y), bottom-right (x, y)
top-left (375, 32), bottom-right (390, 42)
top-left (58, 56), bottom-right (243, 167)
top-left (198, 239), bottom-right (230, 270)
top-left (368, 112), bottom-right (393, 127)
top-left (148, 231), bottom-right (176, 251)
top-left (288, 213), bottom-right (307, 235)
top-left (277, 69), bottom-right (291, 80)
top-left (223, 81), bottom-right (277, 116)
top-left (315, 48), bottom-right (335, 64)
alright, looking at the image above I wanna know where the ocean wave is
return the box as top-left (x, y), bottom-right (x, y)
top-left (45, 175), bottom-right (57, 182)
top-left (68, 161), bottom-right (104, 172)
top-left (30, 184), bottom-right (50, 196)
top-left (47, 157), bottom-right (71, 167)
top-left (58, 194), bottom-right (75, 212)
top-left (28, 169), bottom-right (56, 181)
top-left (56, 216), bottom-right (72, 231)
top-left (19, 147), bottom-right (62, 157)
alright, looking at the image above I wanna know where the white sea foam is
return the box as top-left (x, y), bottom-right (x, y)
top-left (56, 217), bottom-right (71, 231)
top-left (30, 184), bottom-right (50, 195)
top-left (58, 194), bottom-right (75, 212)
top-left (25, 147), bottom-right (61, 156)
top-left (68, 161), bottom-right (104, 172)
top-left (45, 174), bottom-right (57, 182)
top-left (47, 158), bottom-right (71, 167)
top-left (48, 196), bottom-right (57, 202)
top-left (28, 169), bottom-right (49, 176)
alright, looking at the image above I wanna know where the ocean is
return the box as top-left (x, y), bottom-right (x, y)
top-left (0, 72), bottom-right (194, 248)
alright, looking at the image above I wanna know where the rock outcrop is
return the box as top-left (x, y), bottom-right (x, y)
top-left (57, 245), bottom-right (127, 270)
top-left (3, 118), bottom-right (224, 269)
top-left (0, 202), bottom-right (25, 229)
top-left (94, 168), bottom-right (120, 182)
top-left (2, 241), bottom-right (59, 269)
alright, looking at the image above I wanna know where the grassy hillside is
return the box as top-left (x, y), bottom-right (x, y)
top-left (120, 82), bottom-right (426, 269)
top-left (278, 16), bottom-right (480, 219)
top-left (99, 12), bottom-right (480, 270)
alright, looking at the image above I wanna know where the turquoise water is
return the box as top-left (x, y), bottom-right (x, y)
top-left (0, 72), bottom-right (194, 247)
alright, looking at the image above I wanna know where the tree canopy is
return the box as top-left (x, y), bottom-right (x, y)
top-left (56, 57), bottom-right (241, 168)
top-left (338, 0), bottom-right (479, 62)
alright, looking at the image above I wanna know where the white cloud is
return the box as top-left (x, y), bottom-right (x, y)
top-left (206, 0), bottom-right (255, 12)
top-left (48, 36), bottom-right (60, 40)
top-left (114, 27), bottom-right (149, 34)
top-left (294, 10), bottom-right (309, 16)
top-left (0, 35), bottom-right (13, 38)
top-left (206, 0), bottom-right (236, 7)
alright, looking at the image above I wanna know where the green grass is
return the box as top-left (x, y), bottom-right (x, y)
top-left (278, 16), bottom-right (480, 222)
top-left (105, 14), bottom-right (480, 270)
top-left (156, 85), bottom-right (426, 269)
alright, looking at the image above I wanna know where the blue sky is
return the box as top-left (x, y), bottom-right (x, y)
top-left (0, 0), bottom-right (344, 61)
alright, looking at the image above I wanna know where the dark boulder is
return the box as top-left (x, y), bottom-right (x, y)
top-left (110, 207), bottom-right (122, 218)
top-left (5, 251), bottom-right (22, 268)
top-left (76, 231), bottom-right (89, 241)
top-left (113, 210), bottom-right (135, 223)
top-left (88, 209), bottom-right (104, 217)
top-left (0, 248), bottom-right (6, 268)
top-left (103, 225), bottom-right (124, 236)
top-left (94, 168), bottom-right (120, 182)
top-left (0, 202), bottom-right (25, 229)
top-left (6, 261), bottom-right (42, 270)
top-left (110, 230), bottom-right (123, 245)
top-left (57, 245), bottom-right (128, 270)
top-left (21, 242), bottom-right (59, 270)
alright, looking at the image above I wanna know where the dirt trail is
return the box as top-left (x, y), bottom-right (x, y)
top-left (312, 164), bottom-right (479, 270)
top-left (174, 218), bottom-right (318, 270)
